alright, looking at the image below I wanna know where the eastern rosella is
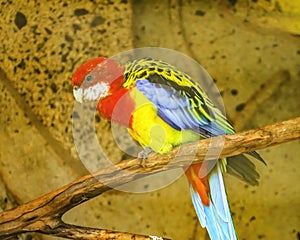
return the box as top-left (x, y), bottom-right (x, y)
top-left (72, 57), bottom-right (264, 240)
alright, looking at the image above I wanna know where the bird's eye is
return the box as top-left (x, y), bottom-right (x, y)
top-left (84, 74), bottom-right (94, 85)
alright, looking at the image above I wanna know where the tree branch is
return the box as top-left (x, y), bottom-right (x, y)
top-left (0, 117), bottom-right (299, 239)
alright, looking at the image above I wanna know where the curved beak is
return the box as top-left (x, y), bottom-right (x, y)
top-left (73, 87), bottom-right (84, 103)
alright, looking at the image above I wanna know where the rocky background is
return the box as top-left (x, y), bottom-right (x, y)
top-left (0, 0), bottom-right (299, 239)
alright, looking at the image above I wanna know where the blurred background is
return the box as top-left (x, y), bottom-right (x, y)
top-left (0, 0), bottom-right (299, 239)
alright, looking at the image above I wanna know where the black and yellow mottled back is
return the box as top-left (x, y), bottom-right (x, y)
top-left (123, 57), bottom-right (234, 135)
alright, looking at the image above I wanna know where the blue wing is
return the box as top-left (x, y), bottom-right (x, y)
top-left (135, 78), bottom-right (234, 137)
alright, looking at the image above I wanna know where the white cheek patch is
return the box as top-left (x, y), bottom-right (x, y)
top-left (73, 82), bottom-right (109, 103)
top-left (83, 82), bottom-right (109, 102)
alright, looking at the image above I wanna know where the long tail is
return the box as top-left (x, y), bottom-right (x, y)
top-left (185, 162), bottom-right (237, 240)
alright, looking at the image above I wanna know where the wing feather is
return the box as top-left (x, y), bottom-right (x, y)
top-left (135, 79), bottom-right (232, 137)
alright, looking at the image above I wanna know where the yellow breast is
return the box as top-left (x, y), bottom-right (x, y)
top-left (128, 88), bottom-right (200, 154)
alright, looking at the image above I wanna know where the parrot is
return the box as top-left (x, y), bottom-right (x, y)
top-left (72, 56), bottom-right (265, 240)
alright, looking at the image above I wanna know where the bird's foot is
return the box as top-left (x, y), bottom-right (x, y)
top-left (137, 147), bottom-right (154, 167)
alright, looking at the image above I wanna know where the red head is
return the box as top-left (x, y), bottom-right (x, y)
top-left (72, 57), bottom-right (124, 103)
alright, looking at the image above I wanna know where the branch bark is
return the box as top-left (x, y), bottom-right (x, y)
top-left (0, 117), bottom-right (299, 240)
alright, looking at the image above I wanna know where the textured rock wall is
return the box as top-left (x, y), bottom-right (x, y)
top-left (0, 0), bottom-right (299, 239)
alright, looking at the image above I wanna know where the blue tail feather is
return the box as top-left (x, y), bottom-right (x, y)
top-left (189, 162), bottom-right (237, 240)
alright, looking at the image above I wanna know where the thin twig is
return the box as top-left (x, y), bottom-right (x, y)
top-left (0, 117), bottom-right (299, 239)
